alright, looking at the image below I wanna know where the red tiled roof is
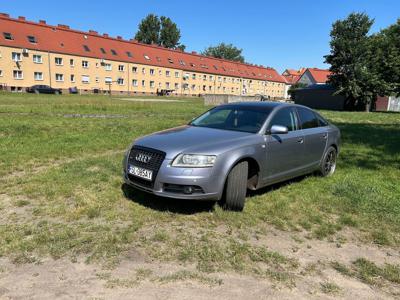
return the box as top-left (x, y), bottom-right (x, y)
top-left (282, 68), bottom-right (306, 84)
top-left (306, 68), bottom-right (332, 83)
top-left (0, 14), bottom-right (286, 83)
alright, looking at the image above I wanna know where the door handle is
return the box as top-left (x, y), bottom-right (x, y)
top-left (297, 138), bottom-right (304, 144)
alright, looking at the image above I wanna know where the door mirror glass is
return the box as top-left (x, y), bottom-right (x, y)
top-left (270, 125), bottom-right (288, 135)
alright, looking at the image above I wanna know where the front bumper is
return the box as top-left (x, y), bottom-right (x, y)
top-left (124, 159), bottom-right (224, 201)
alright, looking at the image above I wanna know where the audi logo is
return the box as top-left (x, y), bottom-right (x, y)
top-left (135, 153), bottom-right (152, 163)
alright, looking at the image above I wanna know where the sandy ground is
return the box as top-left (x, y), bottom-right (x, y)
top-left (1, 228), bottom-right (399, 300)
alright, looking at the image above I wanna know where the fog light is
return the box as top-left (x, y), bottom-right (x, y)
top-left (183, 186), bottom-right (193, 194)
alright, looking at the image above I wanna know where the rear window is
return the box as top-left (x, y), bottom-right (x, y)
top-left (297, 107), bottom-right (319, 129)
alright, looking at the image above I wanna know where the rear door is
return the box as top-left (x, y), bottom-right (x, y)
top-left (296, 107), bottom-right (328, 168)
top-left (264, 107), bottom-right (305, 181)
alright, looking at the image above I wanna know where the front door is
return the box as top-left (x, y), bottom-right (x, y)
top-left (264, 107), bottom-right (305, 181)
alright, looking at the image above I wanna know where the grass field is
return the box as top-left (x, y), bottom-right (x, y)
top-left (0, 92), bottom-right (399, 296)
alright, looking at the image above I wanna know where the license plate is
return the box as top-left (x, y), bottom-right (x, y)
top-left (128, 165), bottom-right (153, 181)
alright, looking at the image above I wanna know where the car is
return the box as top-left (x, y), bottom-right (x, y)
top-left (123, 102), bottom-right (340, 211)
top-left (26, 85), bottom-right (62, 94)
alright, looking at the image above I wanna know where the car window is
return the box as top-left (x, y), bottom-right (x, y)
top-left (191, 106), bottom-right (272, 133)
top-left (297, 107), bottom-right (319, 129)
top-left (268, 107), bottom-right (298, 132)
top-left (315, 112), bottom-right (329, 127)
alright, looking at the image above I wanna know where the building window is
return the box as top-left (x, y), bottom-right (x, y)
top-left (55, 73), bottom-right (64, 82)
top-left (0, 70), bottom-right (3, 77)
top-left (191, 84), bottom-right (196, 90)
top-left (142, 68), bottom-right (146, 74)
top-left (165, 82), bottom-right (170, 89)
top-left (158, 70), bottom-right (162, 75)
top-left (175, 83), bottom-right (179, 90)
top-left (82, 60), bottom-right (89, 68)
top-left (117, 78), bottom-right (124, 85)
top-left (33, 55), bottom-right (42, 63)
top-left (104, 63), bottom-right (112, 71)
top-left (70, 59), bottom-right (74, 67)
top-left (209, 75), bottom-right (214, 81)
top-left (3, 32), bottom-right (13, 40)
top-left (105, 77), bottom-right (112, 84)
top-left (81, 75), bottom-right (90, 84)
top-left (166, 70), bottom-right (170, 77)
top-left (141, 80), bottom-right (145, 87)
top-left (218, 76), bottom-right (222, 82)
top-left (100, 48), bottom-right (106, 54)
top-left (111, 49), bottom-right (117, 56)
top-left (118, 65), bottom-right (125, 71)
top-left (13, 70), bottom-right (23, 79)
top-left (144, 55), bottom-right (150, 60)
top-left (27, 35), bottom-right (37, 43)
top-left (132, 66), bottom-right (137, 73)
top-left (203, 75), bottom-right (207, 81)
top-left (132, 79), bottom-right (138, 87)
top-left (150, 69), bottom-right (155, 75)
top-left (192, 74), bottom-right (196, 80)
top-left (12, 52), bottom-right (22, 61)
top-left (175, 71), bottom-right (180, 78)
top-left (70, 74), bottom-right (75, 82)
top-left (126, 51), bottom-right (132, 57)
top-left (168, 58), bottom-right (173, 64)
top-left (150, 81), bottom-right (155, 88)
top-left (55, 57), bottom-right (63, 65)
top-left (83, 45), bottom-right (90, 52)
top-left (34, 72), bottom-right (43, 81)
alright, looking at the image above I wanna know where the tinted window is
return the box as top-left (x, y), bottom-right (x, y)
top-left (315, 113), bottom-right (329, 127)
top-left (191, 106), bottom-right (273, 133)
top-left (268, 108), bottom-right (298, 132)
top-left (297, 107), bottom-right (319, 129)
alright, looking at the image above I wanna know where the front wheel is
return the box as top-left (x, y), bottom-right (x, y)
top-left (319, 146), bottom-right (337, 177)
top-left (221, 161), bottom-right (248, 211)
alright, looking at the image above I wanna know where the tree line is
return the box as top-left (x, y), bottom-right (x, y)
top-left (325, 13), bottom-right (400, 111)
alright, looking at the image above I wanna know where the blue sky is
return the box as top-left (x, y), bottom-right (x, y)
top-left (2, 0), bottom-right (398, 73)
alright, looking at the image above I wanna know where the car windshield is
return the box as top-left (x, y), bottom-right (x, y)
top-left (190, 106), bottom-right (273, 133)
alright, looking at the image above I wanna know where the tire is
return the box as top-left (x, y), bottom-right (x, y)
top-left (222, 161), bottom-right (248, 211)
top-left (319, 146), bottom-right (337, 177)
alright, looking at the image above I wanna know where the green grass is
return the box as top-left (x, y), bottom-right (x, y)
top-left (0, 92), bottom-right (399, 277)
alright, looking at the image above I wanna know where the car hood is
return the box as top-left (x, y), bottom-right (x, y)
top-left (134, 125), bottom-right (258, 159)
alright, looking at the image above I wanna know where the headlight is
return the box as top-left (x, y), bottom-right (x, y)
top-left (171, 154), bottom-right (217, 168)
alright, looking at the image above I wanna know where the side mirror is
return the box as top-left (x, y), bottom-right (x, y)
top-left (269, 125), bottom-right (289, 135)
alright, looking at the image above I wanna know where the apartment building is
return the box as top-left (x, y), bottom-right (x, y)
top-left (0, 13), bottom-right (286, 97)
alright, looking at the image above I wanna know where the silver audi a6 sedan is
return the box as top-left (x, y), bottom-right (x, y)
top-left (123, 102), bottom-right (340, 211)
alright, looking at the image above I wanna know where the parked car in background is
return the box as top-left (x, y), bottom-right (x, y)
top-left (26, 85), bottom-right (62, 94)
top-left (123, 102), bottom-right (341, 211)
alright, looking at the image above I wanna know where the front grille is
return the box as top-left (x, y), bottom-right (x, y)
top-left (127, 146), bottom-right (166, 188)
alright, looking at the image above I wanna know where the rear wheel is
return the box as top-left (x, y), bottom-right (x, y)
top-left (221, 161), bottom-right (248, 211)
top-left (319, 146), bottom-right (337, 177)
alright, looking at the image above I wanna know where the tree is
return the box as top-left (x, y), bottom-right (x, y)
top-left (325, 13), bottom-right (380, 111)
top-left (370, 19), bottom-right (400, 97)
top-left (135, 14), bottom-right (185, 50)
top-left (202, 43), bottom-right (245, 62)
top-left (134, 14), bottom-right (160, 45)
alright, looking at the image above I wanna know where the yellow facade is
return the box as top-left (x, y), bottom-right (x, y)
top-left (0, 45), bottom-right (285, 98)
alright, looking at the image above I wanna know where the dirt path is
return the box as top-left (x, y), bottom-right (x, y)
top-left (1, 228), bottom-right (398, 299)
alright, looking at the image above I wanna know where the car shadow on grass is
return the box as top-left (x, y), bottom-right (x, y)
top-left (121, 183), bottom-right (216, 214)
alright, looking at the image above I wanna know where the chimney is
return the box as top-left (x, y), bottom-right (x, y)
top-left (39, 19), bottom-right (46, 24)
top-left (103, 33), bottom-right (109, 38)
top-left (58, 24), bottom-right (70, 29)
top-left (18, 16), bottom-right (26, 21)
top-left (89, 30), bottom-right (98, 35)
top-left (0, 13), bottom-right (10, 18)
